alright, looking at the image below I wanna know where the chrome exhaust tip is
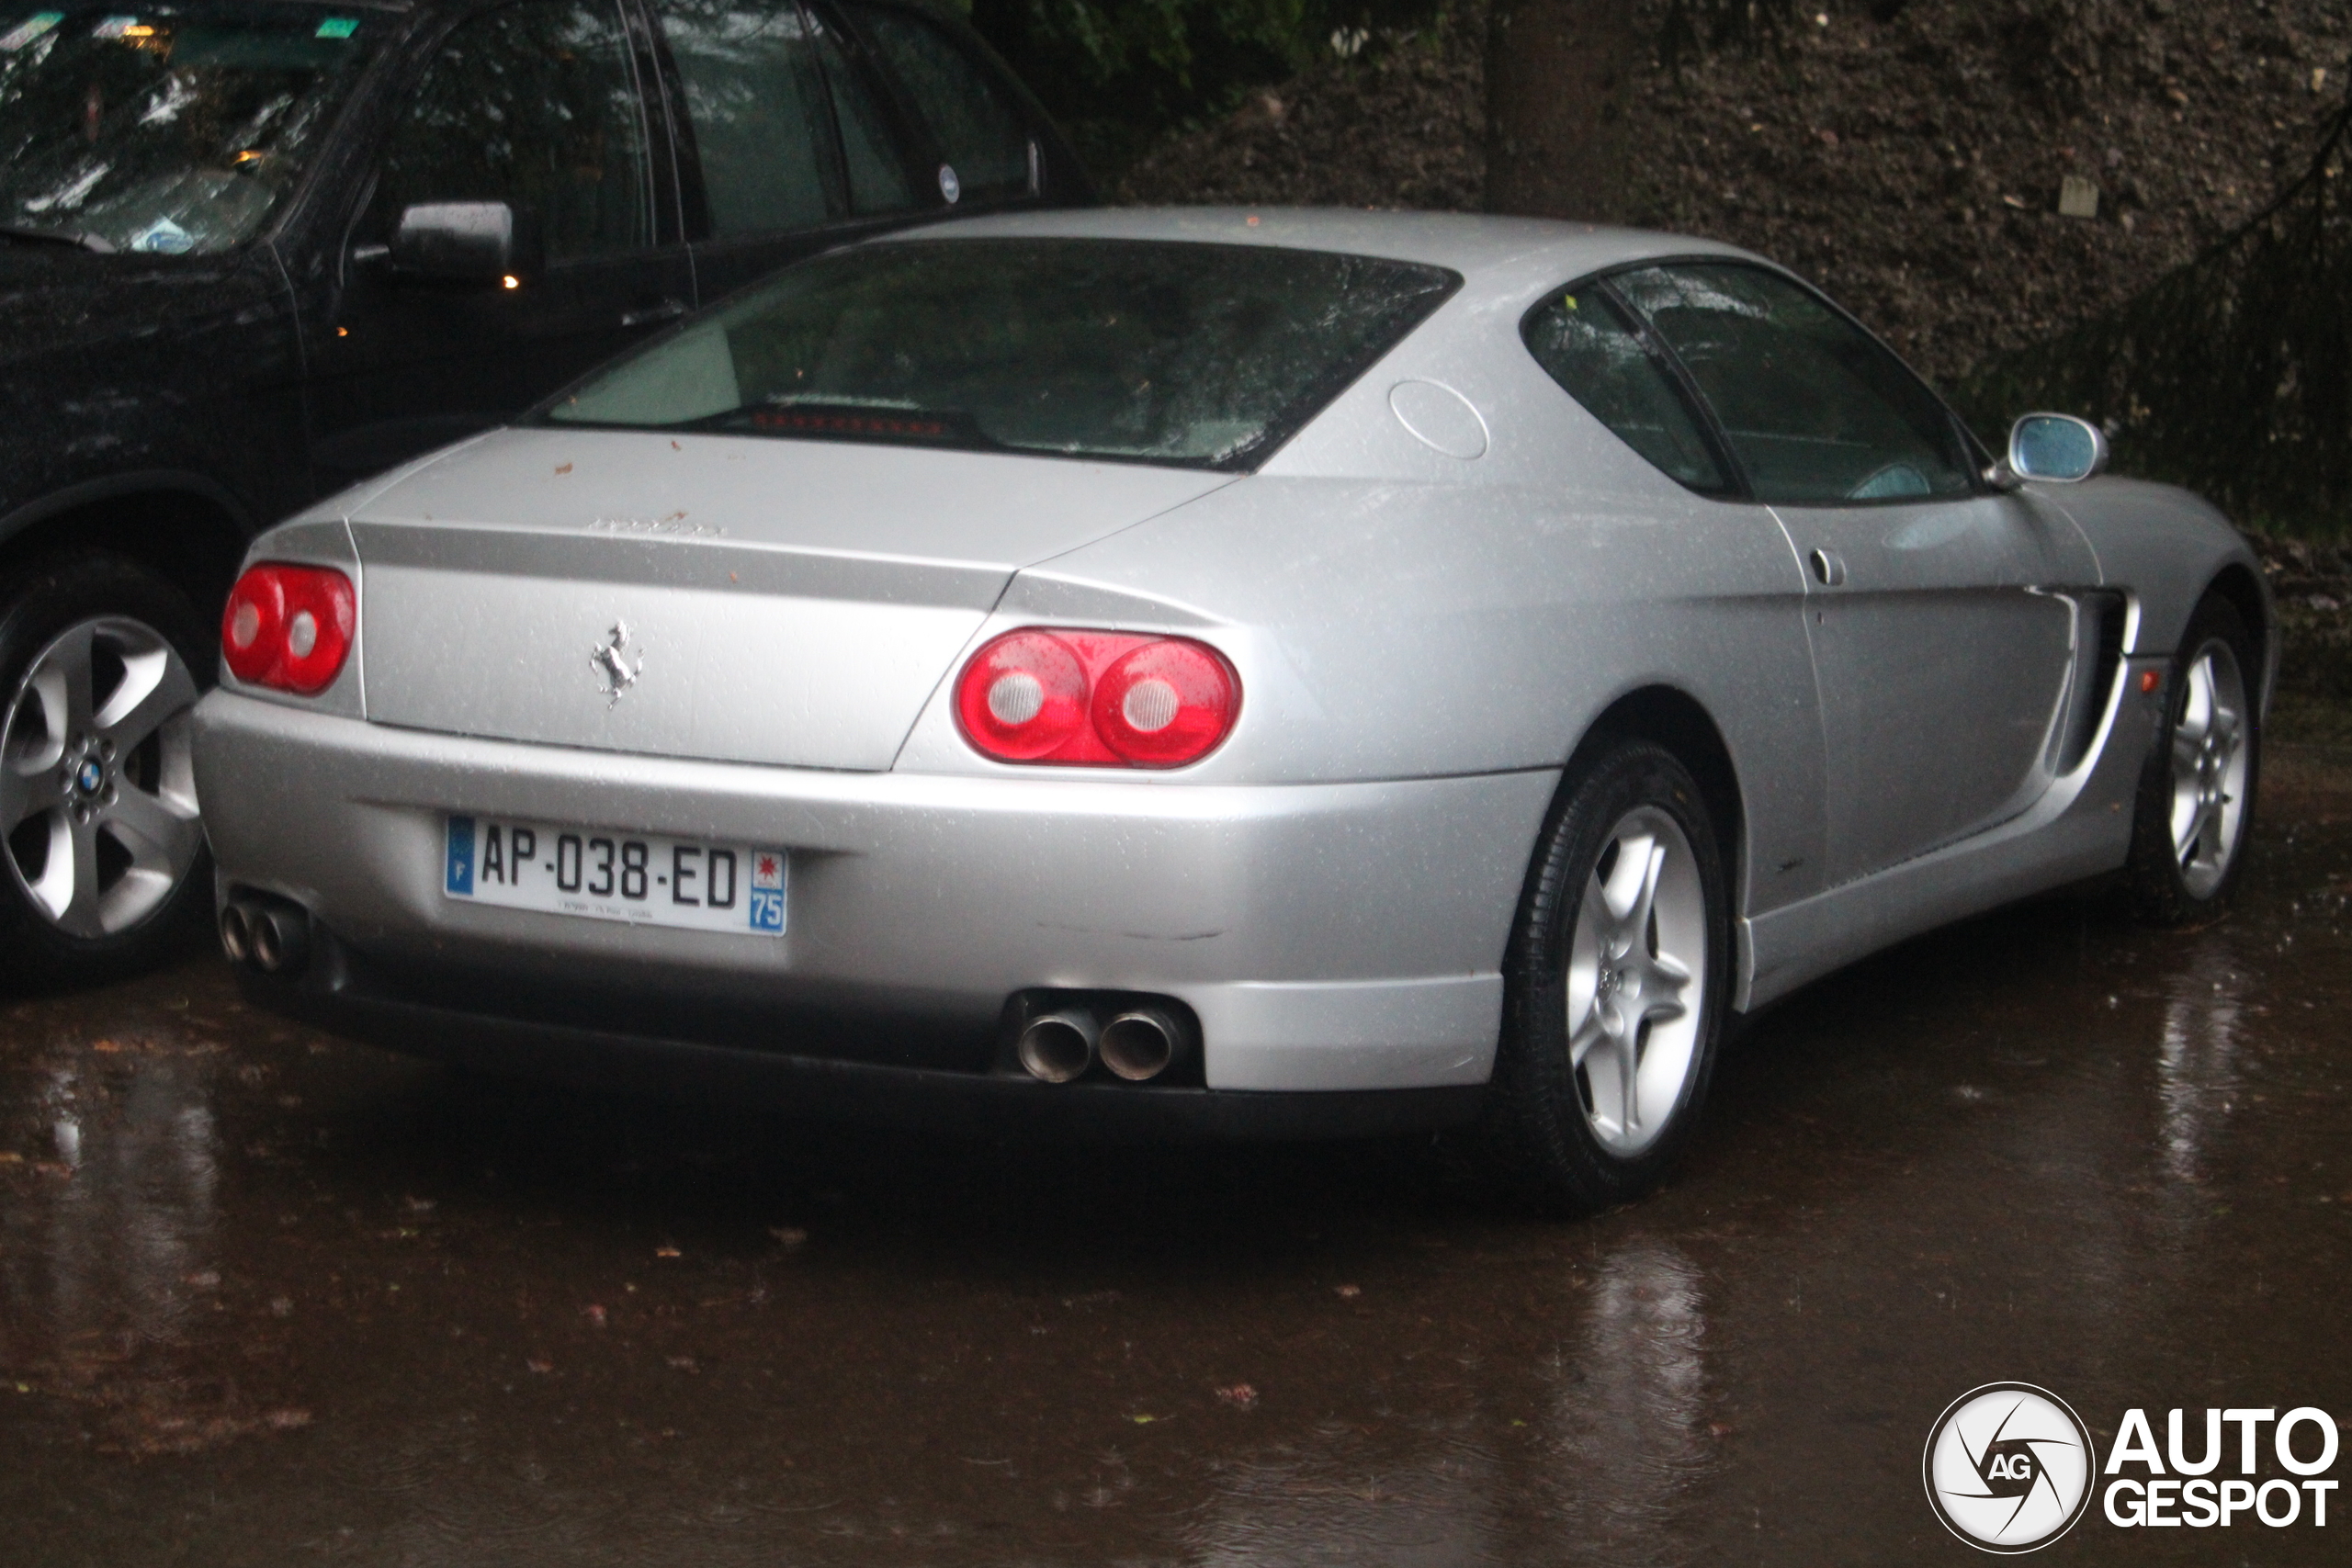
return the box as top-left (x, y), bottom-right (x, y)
top-left (247, 902), bottom-right (310, 976)
top-left (218, 901), bottom-right (252, 964)
top-left (1016, 1010), bottom-right (1099, 1084)
top-left (1099, 1009), bottom-right (1179, 1082)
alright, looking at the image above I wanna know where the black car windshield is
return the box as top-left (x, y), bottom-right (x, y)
top-left (0, 3), bottom-right (386, 255)
top-left (541, 238), bottom-right (1463, 470)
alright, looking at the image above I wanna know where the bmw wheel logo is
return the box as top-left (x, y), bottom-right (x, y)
top-left (1923, 1383), bottom-right (2095, 1552)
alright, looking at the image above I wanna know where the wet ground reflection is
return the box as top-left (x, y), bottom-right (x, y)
top-left (4, 752), bottom-right (2350, 1563)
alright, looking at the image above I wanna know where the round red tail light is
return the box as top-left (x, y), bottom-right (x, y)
top-left (222, 563), bottom-right (355, 694)
top-left (1091, 639), bottom-right (1238, 764)
top-left (955, 629), bottom-right (1088, 759)
top-left (954, 628), bottom-right (1240, 768)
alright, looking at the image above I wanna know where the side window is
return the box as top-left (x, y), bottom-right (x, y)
top-left (657, 0), bottom-right (837, 236)
top-left (1524, 288), bottom-right (1728, 494)
top-left (806, 7), bottom-right (912, 213)
top-left (375, 0), bottom-right (652, 262)
top-left (846, 3), bottom-right (1027, 203)
top-left (1612, 264), bottom-right (1973, 505)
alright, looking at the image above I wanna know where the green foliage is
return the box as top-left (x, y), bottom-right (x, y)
top-left (968, 0), bottom-right (1445, 177)
top-left (1956, 95), bottom-right (2352, 540)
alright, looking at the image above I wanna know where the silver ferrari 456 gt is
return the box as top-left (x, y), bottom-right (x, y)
top-left (190, 209), bottom-right (2269, 1211)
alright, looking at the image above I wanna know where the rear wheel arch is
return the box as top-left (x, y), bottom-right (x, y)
top-left (1567, 685), bottom-right (1747, 907)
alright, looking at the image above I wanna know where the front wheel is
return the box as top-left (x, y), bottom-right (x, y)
top-left (1472, 739), bottom-right (1731, 1214)
top-left (2126, 592), bottom-right (2259, 927)
top-left (0, 555), bottom-right (212, 987)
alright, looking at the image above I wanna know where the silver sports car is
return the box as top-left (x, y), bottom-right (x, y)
top-left (190, 209), bottom-right (2269, 1210)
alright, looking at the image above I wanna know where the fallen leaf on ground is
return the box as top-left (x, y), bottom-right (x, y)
top-left (526, 1358), bottom-right (554, 1374)
top-left (1215, 1384), bottom-right (1259, 1409)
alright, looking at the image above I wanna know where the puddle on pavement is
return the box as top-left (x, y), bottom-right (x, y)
top-left (4, 757), bottom-right (2349, 1564)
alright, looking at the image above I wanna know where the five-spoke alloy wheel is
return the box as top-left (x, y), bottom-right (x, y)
top-left (2129, 591), bottom-right (2260, 926)
top-left (0, 557), bottom-right (212, 985)
top-left (1476, 739), bottom-right (1730, 1213)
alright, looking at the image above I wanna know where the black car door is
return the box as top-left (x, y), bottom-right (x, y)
top-left (302, 0), bottom-right (695, 487)
top-left (646, 0), bottom-right (927, 306)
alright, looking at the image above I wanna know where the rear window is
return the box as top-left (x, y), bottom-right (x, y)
top-left (540, 237), bottom-right (1461, 470)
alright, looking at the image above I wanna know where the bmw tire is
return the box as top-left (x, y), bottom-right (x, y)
top-left (1474, 739), bottom-right (1731, 1214)
top-left (0, 554), bottom-right (213, 988)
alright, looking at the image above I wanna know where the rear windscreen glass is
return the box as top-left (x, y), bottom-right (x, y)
top-left (541, 237), bottom-right (1462, 470)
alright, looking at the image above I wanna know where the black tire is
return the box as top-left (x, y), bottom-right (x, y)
top-left (1471, 739), bottom-right (1732, 1214)
top-left (2126, 592), bottom-right (2260, 928)
top-left (0, 553), bottom-right (216, 990)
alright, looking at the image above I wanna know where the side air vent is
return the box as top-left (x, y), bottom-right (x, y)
top-left (2056, 592), bottom-right (2128, 775)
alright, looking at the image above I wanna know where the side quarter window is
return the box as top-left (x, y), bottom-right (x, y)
top-left (805, 6), bottom-right (914, 214)
top-left (1613, 263), bottom-right (1974, 506)
top-left (844, 2), bottom-right (1029, 203)
top-left (1523, 287), bottom-right (1730, 495)
top-left (655, 0), bottom-right (838, 236)
top-left (373, 0), bottom-right (653, 261)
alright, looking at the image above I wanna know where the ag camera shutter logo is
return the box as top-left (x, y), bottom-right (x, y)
top-left (1923, 1383), bottom-right (2095, 1552)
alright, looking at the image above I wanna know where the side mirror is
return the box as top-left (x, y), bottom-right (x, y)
top-left (385, 201), bottom-right (542, 284)
top-left (2007, 412), bottom-right (2109, 484)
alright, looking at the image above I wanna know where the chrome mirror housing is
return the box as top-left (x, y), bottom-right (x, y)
top-left (2007, 412), bottom-right (2109, 484)
top-left (386, 201), bottom-right (542, 285)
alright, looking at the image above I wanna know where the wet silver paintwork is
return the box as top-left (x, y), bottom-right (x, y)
top-left (189, 209), bottom-right (2270, 1094)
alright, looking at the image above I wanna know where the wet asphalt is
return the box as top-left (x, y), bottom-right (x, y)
top-left (4, 753), bottom-right (2349, 1566)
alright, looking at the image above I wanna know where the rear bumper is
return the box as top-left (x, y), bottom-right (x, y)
top-left (235, 944), bottom-right (1487, 1142)
top-left (193, 692), bottom-right (1555, 1096)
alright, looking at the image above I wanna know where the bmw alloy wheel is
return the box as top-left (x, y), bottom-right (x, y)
top-left (1566, 804), bottom-right (1707, 1156)
top-left (2, 615), bottom-right (203, 938)
top-left (2166, 637), bottom-right (2249, 899)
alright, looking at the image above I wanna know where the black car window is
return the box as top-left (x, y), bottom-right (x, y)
top-left (0, 2), bottom-right (386, 254)
top-left (1523, 287), bottom-right (1728, 494)
top-left (656, 0), bottom-right (836, 236)
top-left (373, 0), bottom-right (652, 263)
top-left (845, 3), bottom-right (1025, 203)
top-left (805, 6), bottom-right (909, 214)
top-left (1613, 263), bottom-right (1973, 506)
top-left (543, 237), bottom-right (1462, 472)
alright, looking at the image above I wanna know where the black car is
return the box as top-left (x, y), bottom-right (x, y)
top-left (0, 0), bottom-right (1089, 983)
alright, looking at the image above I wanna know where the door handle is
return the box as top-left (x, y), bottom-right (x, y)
top-left (1809, 548), bottom-right (1848, 587)
top-left (621, 297), bottom-right (688, 327)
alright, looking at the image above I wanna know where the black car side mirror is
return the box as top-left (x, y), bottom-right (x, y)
top-left (382, 201), bottom-right (543, 285)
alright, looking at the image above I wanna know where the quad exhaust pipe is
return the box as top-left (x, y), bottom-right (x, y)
top-left (220, 893), bottom-right (311, 976)
top-left (1099, 1009), bottom-right (1180, 1082)
top-left (1009, 995), bottom-right (1193, 1085)
top-left (1015, 1009), bottom-right (1099, 1084)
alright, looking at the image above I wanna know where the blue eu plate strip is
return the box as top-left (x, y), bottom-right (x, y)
top-left (445, 816), bottom-right (476, 896)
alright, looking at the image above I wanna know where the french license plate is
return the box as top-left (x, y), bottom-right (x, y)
top-left (442, 816), bottom-right (786, 936)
